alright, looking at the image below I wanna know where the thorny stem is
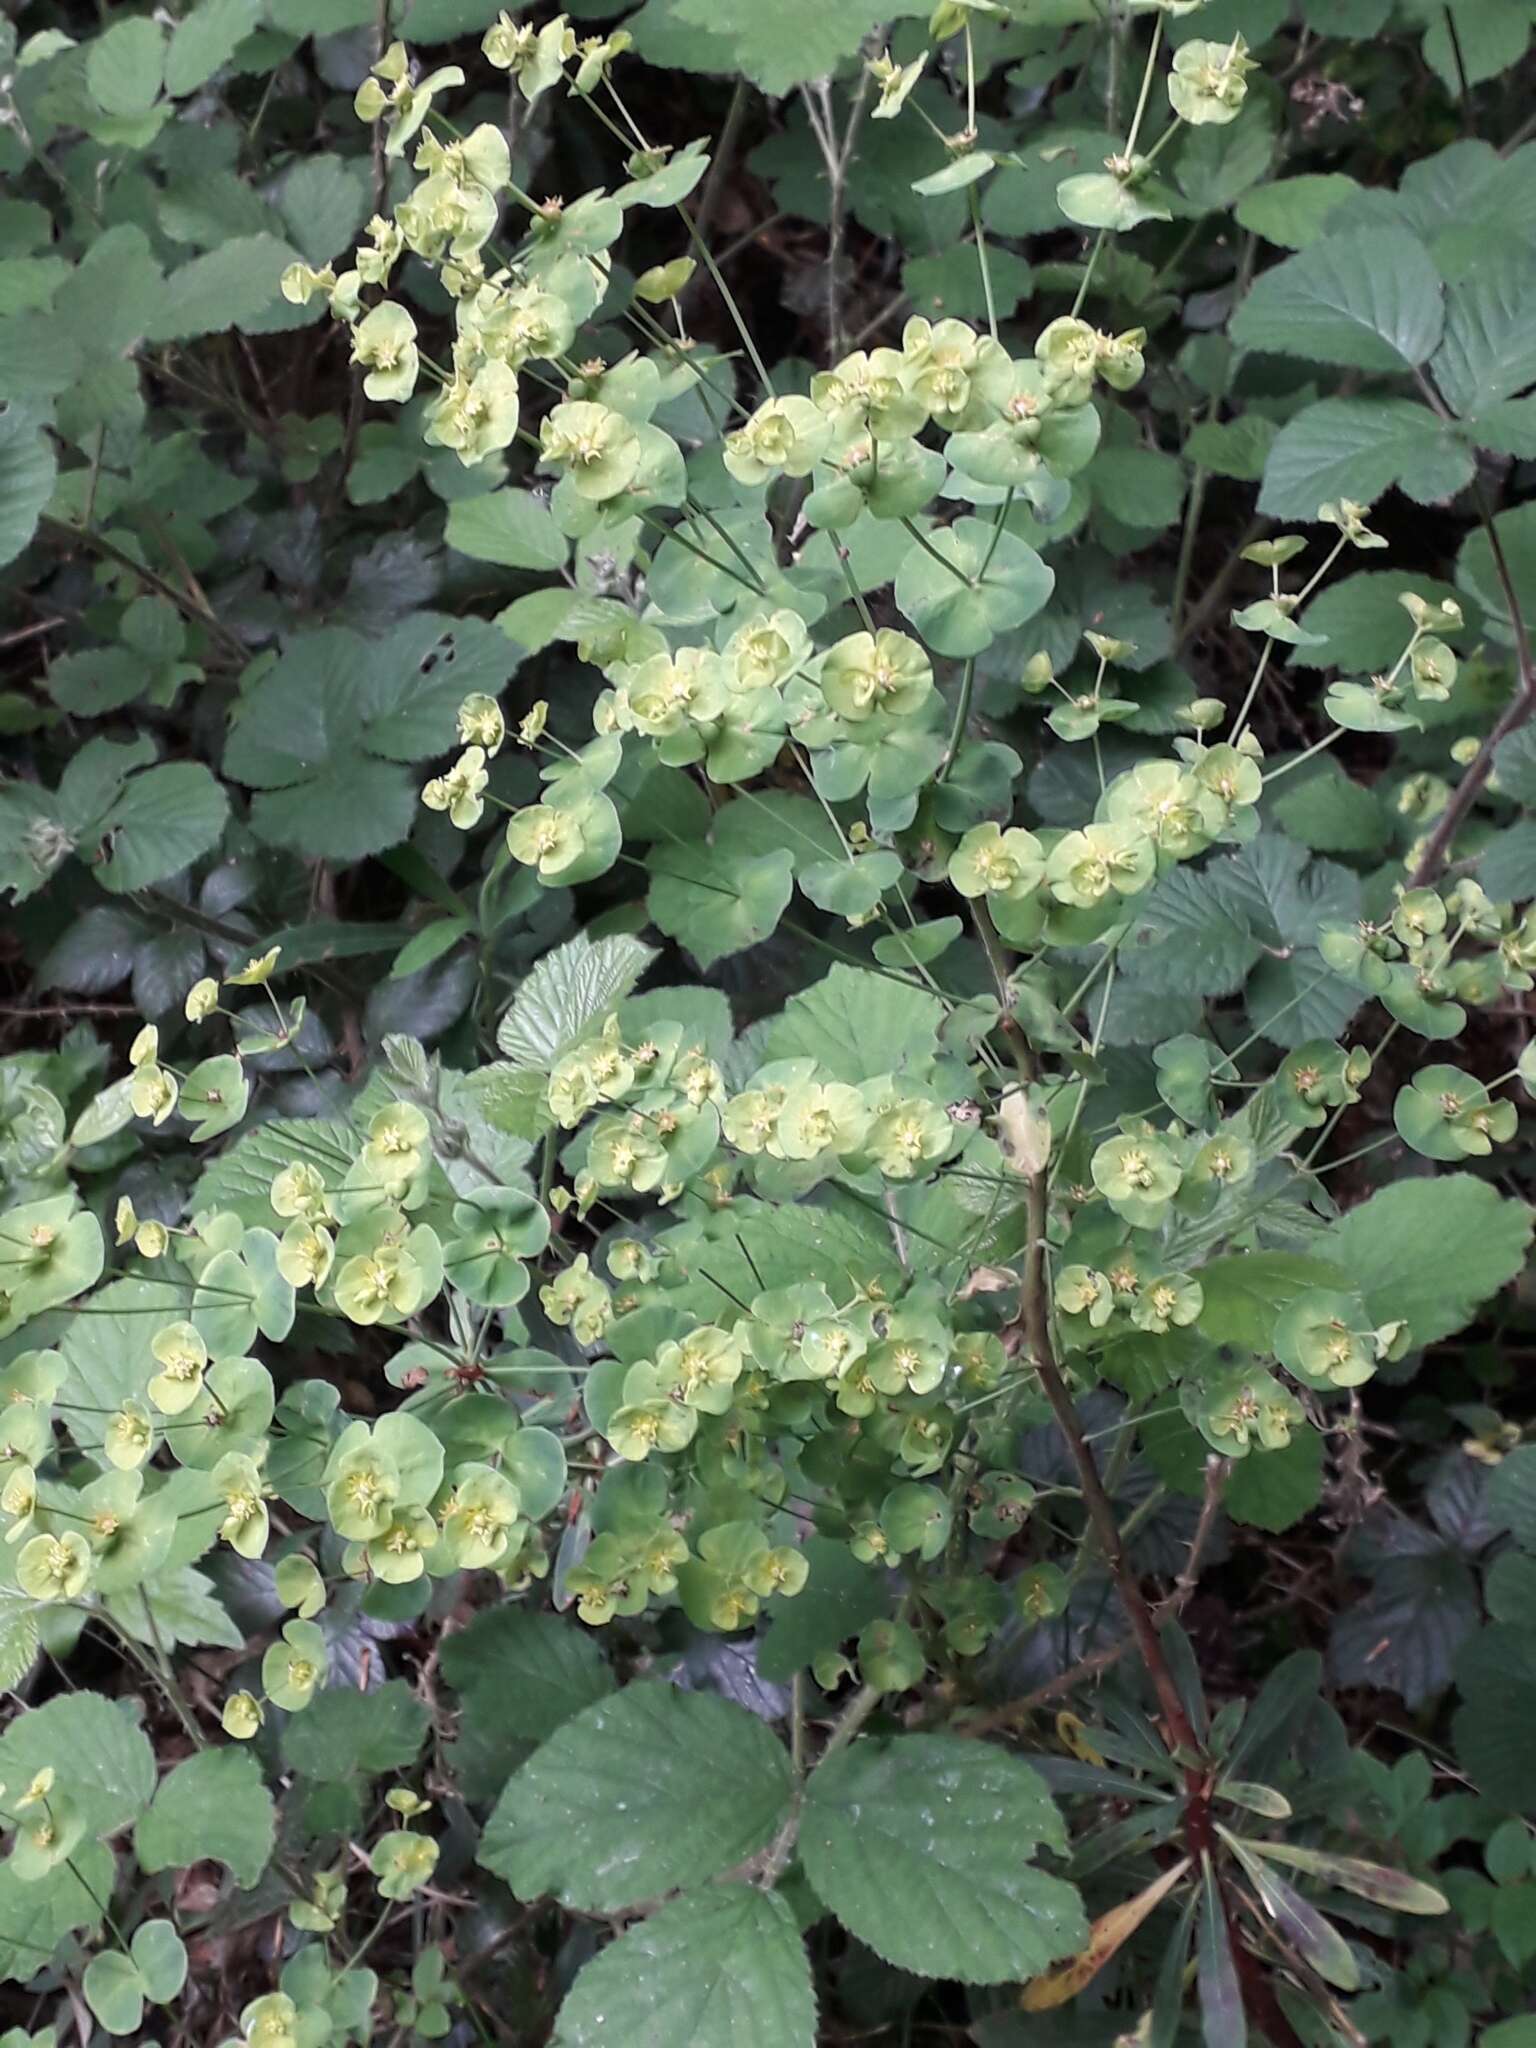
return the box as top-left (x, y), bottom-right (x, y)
top-left (990, 1009), bottom-right (1204, 1757)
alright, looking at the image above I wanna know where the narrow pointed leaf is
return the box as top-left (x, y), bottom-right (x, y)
top-left (1238, 1838), bottom-right (1448, 1915)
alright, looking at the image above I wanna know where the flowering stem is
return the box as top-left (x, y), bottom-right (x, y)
top-left (1069, 230), bottom-right (1106, 320)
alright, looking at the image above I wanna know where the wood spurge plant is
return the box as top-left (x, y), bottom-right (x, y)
top-left (7, 2), bottom-right (1536, 2045)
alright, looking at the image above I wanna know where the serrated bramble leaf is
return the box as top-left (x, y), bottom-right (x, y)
top-left (280, 1677), bottom-right (430, 1781)
top-left (551, 1885), bottom-right (815, 2048)
top-left (164, 0), bottom-right (261, 96)
top-left (480, 1683), bottom-right (794, 1911)
top-left (1231, 226), bottom-right (1445, 371)
top-left (0, 407), bottom-right (57, 569)
top-left (1258, 399), bottom-right (1473, 520)
top-left (447, 489), bottom-right (569, 571)
top-left (92, 761), bottom-right (230, 894)
top-left (761, 964), bottom-right (945, 1085)
top-left (1433, 245), bottom-right (1536, 415)
top-left (800, 1733), bottom-right (1085, 1983)
top-left (1330, 1548), bottom-right (1479, 1706)
top-left (1225, 1430), bottom-right (1325, 1533)
top-left (665, 0), bottom-right (922, 96)
top-left (496, 930), bottom-right (656, 1069)
top-left (1328, 1174), bottom-right (1533, 1347)
top-left (1234, 172), bottom-right (1361, 248)
top-left (0, 1691), bottom-right (155, 1837)
top-left (134, 1748), bottom-right (275, 1890)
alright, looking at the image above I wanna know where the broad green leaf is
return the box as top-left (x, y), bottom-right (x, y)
top-left (758, 1538), bottom-right (895, 1682)
top-left (278, 155), bottom-right (369, 266)
top-left (87, 16), bottom-right (166, 117)
top-left (0, 1843), bottom-right (113, 1985)
top-left (58, 1278), bottom-right (165, 1456)
top-left (107, 1566), bottom-right (245, 1653)
top-left (904, 247), bottom-right (1033, 325)
top-left (223, 617), bottom-right (519, 859)
top-left (1330, 1548), bottom-right (1477, 1706)
top-left (496, 930), bottom-right (657, 1069)
top-left (146, 233), bottom-right (307, 341)
top-left (281, 1678), bottom-right (430, 1781)
top-left (134, 1747), bottom-right (275, 1889)
top-left (1124, 866), bottom-right (1261, 997)
top-left (92, 762), bottom-right (230, 894)
top-left (441, 1607), bottom-right (614, 1801)
top-left (1421, 0), bottom-right (1534, 92)
top-left (1175, 101), bottom-right (1275, 215)
top-left (0, 1691), bottom-right (155, 1837)
top-left (1224, 1431), bottom-right (1326, 1533)
top-left (800, 1733), bottom-right (1085, 1983)
top-left (761, 964), bottom-right (945, 1085)
top-left (0, 406), bottom-right (56, 569)
top-left (1234, 173), bottom-right (1361, 249)
top-left (164, 0), bottom-right (261, 96)
top-left (1196, 1254), bottom-right (1346, 1350)
top-left (1485, 1447), bottom-right (1536, 1553)
top-left (1458, 499), bottom-right (1536, 646)
top-left (447, 489), bottom-right (570, 570)
top-left (270, 0), bottom-right (373, 25)
top-left (551, 1885), bottom-right (815, 2048)
top-left (1230, 226), bottom-right (1445, 372)
top-left (480, 1683), bottom-right (793, 1911)
top-left (193, 1117), bottom-right (362, 1227)
top-left (1483, 2021), bottom-right (1536, 2048)
top-left (1328, 1174), bottom-right (1533, 1347)
top-left (402, 0), bottom-right (513, 36)
top-left (1455, 1624), bottom-right (1536, 1813)
top-left (1268, 757), bottom-right (1389, 854)
top-left (1185, 415), bottom-right (1278, 482)
top-left (666, 0), bottom-right (926, 95)
top-left (648, 843), bottom-right (795, 969)
top-left (0, 1587), bottom-right (38, 1693)
top-left (1297, 568), bottom-right (1472, 671)
top-left (1433, 246), bottom-right (1536, 416)
top-left (1258, 399), bottom-right (1472, 520)
top-left (0, 311), bottom-right (84, 399)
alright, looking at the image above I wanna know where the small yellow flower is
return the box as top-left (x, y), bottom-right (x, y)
top-left (184, 976), bottom-right (220, 1022)
top-left (227, 947), bottom-right (281, 987)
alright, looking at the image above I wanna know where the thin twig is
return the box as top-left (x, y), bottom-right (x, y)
top-left (1411, 484), bottom-right (1536, 884)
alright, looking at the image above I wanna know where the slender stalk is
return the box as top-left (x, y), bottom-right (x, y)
top-left (968, 186), bottom-right (999, 341)
top-left (938, 658), bottom-right (977, 781)
top-left (1411, 485), bottom-right (1536, 883)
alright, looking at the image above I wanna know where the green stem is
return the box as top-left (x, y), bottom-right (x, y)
top-left (938, 659), bottom-right (977, 782)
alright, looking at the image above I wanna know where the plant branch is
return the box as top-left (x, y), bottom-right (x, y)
top-left (988, 997), bottom-right (1205, 1757)
top-left (1410, 488), bottom-right (1536, 885)
top-left (962, 1457), bottom-right (1225, 1738)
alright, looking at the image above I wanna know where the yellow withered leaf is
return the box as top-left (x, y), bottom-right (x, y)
top-left (1020, 1857), bottom-right (1190, 2011)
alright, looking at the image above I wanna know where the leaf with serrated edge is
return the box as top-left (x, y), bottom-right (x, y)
top-left (800, 1733), bottom-right (1085, 1983)
top-left (480, 1684), bottom-right (793, 1911)
top-left (551, 1886), bottom-right (815, 2048)
top-left (496, 931), bottom-right (656, 1070)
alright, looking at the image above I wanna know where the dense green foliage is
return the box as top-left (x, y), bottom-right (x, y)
top-left (6, 1), bottom-right (1536, 2044)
